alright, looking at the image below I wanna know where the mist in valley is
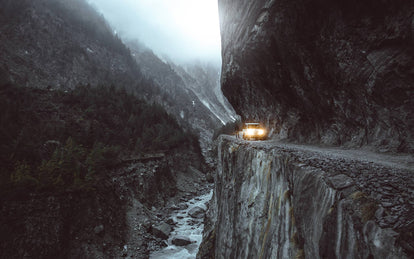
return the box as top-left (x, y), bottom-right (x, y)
top-left (87, 0), bottom-right (222, 65)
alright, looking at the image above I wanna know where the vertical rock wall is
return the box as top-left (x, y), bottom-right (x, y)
top-left (218, 0), bottom-right (414, 152)
top-left (198, 136), bottom-right (411, 258)
top-left (214, 141), bottom-right (298, 258)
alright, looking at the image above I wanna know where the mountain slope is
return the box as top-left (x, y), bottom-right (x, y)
top-left (171, 61), bottom-right (238, 125)
top-left (0, 0), bottom-right (237, 152)
top-left (0, 1), bottom-right (215, 257)
top-left (0, 84), bottom-right (206, 258)
top-left (0, 0), bottom-right (143, 90)
top-left (127, 41), bottom-right (237, 157)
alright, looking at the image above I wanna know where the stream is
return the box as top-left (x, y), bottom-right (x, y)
top-left (150, 190), bottom-right (213, 259)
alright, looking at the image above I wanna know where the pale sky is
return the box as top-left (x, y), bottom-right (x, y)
top-left (87, 0), bottom-right (222, 64)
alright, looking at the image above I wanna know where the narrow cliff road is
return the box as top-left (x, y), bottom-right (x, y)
top-left (228, 135), bottom-right (414, 230)
top-left (243, 137), bottom-right (414, 170)
top-left (202, 135), bottom-right (414, 259)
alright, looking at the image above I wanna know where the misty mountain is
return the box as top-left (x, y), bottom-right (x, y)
top-left (127, 41), bottom-right (237, 155)
top-left (0, 0), bottom-right (235, 149)
top-left (171, 61), bottom-right (238, 125)
top-left (0, 0), bottom-right (218, 257)
top-left (0, 0), bottom-right (142, 90)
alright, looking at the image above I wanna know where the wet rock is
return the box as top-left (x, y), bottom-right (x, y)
top-left (141, 219), bottom-right (152, 231)
top-left (151, 222), bottom-right (172, 240)
top-left (169, 205), bottom-right (180, 210)
top-left (328, 174), bottom-right (354, 190)
top-left (186, 219), bottom-right (200, 226)
top-left (203, 137), bottom-right (412, 258)
top-left (122, 245), bottom-right (128, 257)
top-left (178, 203), bottom-right (189, 210)
top-left (206, 173), bottom-right (214, 183)
top-left (382, 202), bottom-right (393, 208)
top-left (375, 207), bottom-right (384, 220)
top-left (165, 218), bottom-right (176, 226)
top-left (171, 236), bottom-right (194, 246)
top-left (363, 221), bottom-right (401, 258)
top-left (384, 215), bottom-right (399, 224)
top-left (188, 206), bottom-right (206, 219)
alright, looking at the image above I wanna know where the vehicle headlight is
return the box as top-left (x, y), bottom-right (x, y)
top-left (246, 129), bottom-right (255, 136)
top-left (258, 129), bottom-right (265, 135)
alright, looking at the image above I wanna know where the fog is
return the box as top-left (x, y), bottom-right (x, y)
top-left (87, 0), bottom-right (222, 65)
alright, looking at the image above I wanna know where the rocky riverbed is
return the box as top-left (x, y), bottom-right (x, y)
top-left (150, 189), bottom-right (213, 259)
top-left (0, 144), bottom-right (212, 259)
top-left (110, 154), bottom-right (213, 259)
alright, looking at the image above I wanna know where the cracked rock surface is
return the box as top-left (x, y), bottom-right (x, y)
top-left (198, 136), bottom-right (413, 258)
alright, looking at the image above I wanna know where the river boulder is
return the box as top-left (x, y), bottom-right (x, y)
top-left (188, 206), bottom-right (206, 219)
top-left (151, 222), bottom-right (172, 240)
top-left (172, 236), bottom-right (195, 246)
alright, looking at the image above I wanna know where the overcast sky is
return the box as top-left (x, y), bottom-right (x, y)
top-left (87, 0), bottom-right (222, 64)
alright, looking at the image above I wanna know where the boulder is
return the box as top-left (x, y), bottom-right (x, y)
top-left (165, 218), bottom-right (177, 226)
top-left (121, 245), bottom-right (128, 257)
top-left (172, 236), bottom-right (194, 246)
top-left (178, 203), bottom-right (189, 210)
top-left (151, 222), bottom-right (172, 240)
top-left (328, 174), bottom-right (354, 190)
top-left (188, 206), bottom-right (206, 219)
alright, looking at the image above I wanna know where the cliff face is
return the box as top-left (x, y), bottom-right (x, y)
top-left (198, 136), bottom-right (413, 258)
top-left (218, 0), bottom-right (414, 152)
top-left (199, 1), bottom-right (414, 257)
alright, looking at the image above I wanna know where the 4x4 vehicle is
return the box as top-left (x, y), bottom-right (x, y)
top-left (242, 123), bottom-right (267, 140)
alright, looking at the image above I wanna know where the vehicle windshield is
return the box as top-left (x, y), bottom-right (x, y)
top-left (246, 124), bottom-right (261, 129)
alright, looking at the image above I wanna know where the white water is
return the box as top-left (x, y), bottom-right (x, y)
top-left (150, 190), bottom-right (213, 259)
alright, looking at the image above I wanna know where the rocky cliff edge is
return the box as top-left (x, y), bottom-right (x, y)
top-left (198, 136), bottom-right (414, 258)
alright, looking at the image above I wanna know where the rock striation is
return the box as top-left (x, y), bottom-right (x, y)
top-left (198, 136), bottom-right (414, 258)
top-left (218, 0), bottom-right (414, 152)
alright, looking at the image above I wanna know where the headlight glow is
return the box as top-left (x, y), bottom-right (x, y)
top-left (258, 129), bottom-right (265, 135)
top-left (246, 129), bottom-right (255, 136)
